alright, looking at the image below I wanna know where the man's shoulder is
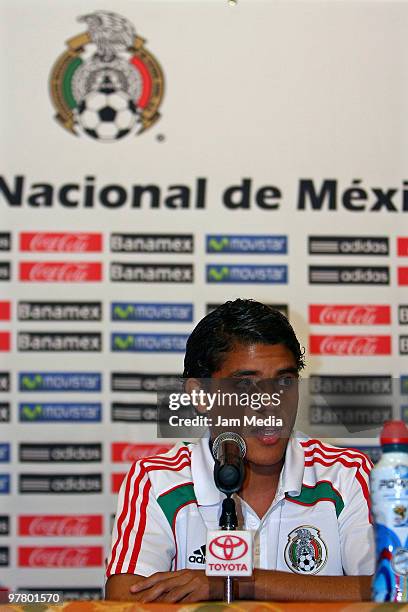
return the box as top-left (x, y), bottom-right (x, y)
top-left (135, 440), bottom-right (195, 498)
top-left (298, 436), bottom-right (373, 494)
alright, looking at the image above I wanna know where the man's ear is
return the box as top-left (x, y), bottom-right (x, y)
top-left (184, 377), bottom-right (208, 414)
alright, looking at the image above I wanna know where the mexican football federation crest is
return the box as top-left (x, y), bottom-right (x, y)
top-left (284, 526), bottom-right (327, 575)
top-left (49, 11), bottom-right (164, 141)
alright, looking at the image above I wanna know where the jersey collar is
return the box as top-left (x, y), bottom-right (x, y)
top-left (191, 432), bottom-right (305, 506)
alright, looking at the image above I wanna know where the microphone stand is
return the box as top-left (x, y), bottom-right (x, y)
top-left (219, 495), bottom-right (238, 604)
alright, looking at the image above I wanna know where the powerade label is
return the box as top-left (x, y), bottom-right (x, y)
top-left (371, 463), bottom-right (408, 602)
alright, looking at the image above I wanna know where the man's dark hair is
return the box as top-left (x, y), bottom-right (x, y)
top-left (183, 299), bottom-right (305, 378)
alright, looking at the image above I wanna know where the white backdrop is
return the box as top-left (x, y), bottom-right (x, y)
top-left (0, 0), bottom-right (407, 596)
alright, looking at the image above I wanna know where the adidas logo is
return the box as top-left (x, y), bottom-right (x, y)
top-left (188, 544), bottom-right (206, 564)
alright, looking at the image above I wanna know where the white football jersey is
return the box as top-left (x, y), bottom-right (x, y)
top-left (107, 433), bottom-right (374, 578)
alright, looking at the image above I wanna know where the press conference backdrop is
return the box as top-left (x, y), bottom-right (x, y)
top-left (0, 0), bottom-right (407, 597)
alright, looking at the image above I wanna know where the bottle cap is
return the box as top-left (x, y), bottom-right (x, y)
top-left (380, 420), bottom-right (408, 446)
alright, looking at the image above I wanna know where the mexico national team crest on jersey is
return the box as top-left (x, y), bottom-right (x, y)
top-left (49, 11), bottom-right (164, 141)
top-left (284, 526), bottom-right (327, 575)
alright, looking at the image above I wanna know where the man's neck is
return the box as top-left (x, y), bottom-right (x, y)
top-left (239, 459), bottom-right (284, 519)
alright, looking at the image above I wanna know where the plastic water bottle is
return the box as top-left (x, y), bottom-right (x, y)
top-left (371, 420), bottom-right (408, 602)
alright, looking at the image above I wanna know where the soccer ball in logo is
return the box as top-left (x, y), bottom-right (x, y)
top-left (298, 553), bottom-right (316, 572)
top-left (76, 87), bottom-right (141, 141)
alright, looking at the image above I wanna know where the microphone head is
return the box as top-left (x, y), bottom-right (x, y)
top-left (212, 432), bottom-right (246, 461)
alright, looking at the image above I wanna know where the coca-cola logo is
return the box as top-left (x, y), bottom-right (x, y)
top-left (309, 305), bottom-right (390, 325)
top-left (22, 516), bottom-right (101, 536)
top-left (112, 443), bottom-right (172, 463)
top-left (19, 547), bottom-right (102, 567)
top-left (310, 335), bottom-right (391, 356)
top-left (20, 262), bottom-right (102, 282)
top-left (20, 233), bottom-right (102, 253)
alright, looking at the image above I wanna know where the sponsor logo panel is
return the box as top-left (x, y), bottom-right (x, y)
top-left (111, 263), bottom-right (193, 282)
top-left (19, 403), bottom-right (102, 423)
top-left (308, 236), bottom-right (389, 255)
top-left (0, 234), bottom-right (11, 251)
top-left (398, 268), bottom-right (408, 285)
top-left (0, 302), bottom-right (10, 321)
top-left (309, 335), bottom-right (391, 356)
top-left (19, 473), bottom-right (102, 494)
top-left (19, 515), bottom-right (103, 536)
top-left (309, 266), bottom-right (389, 285)
top-left (206, 303), bottom-right (288, 317)
top-left (0, 475), bottom-right (10, 494)
top-left (111, 443), bottom-right (172, 463)
top-left (206, 264), bottom-right (288, 284)
top-left (18, 546), bottom-right (103, 567)
top-left (206, 235), bottom-right (287, 254)
top-left (309, 404), bottom-right (392, 426)
top-left (17, 332), bottom-right (102, 352)
top-left (19, 372), bottom-right (101, 392)
top-left (0, 444), bottom-right (10, 462)
top-left (20, 262), bottom-right (102, 282)
top-left (401, 376), bottom-right (408, 394)
top-left (309, 305), bottom-right (391, 325)
top-left (400, 336), bottom-right (408, 355)
top-left (110, 233), bottom-right (193, 253)
top-left (0, 333), bottom-right (10, 351)
top-left (397, 238), bottom-right (408, 256)
top-left (399, 305), bottom-right (408, 325)
top-left (0, 262), bottom-right (11, 281)
top-left (0, 547), bottom-right (9, 566)
top-left (19, 232), bottom-right (102, 252)
top-left (309, 375), bottom-right (392, 395)
top-left (0, 404), bottom-right (10, 423)
top-left (0, 516), bottom-right (9, 535)
top-left (111, 302), bottom-right (193, 322)
top-left (19, 443), bottom-right (102, 463)
top-left (18, 302), bottom-right (102, 321)
top-left (111, 333), bottom-right (187, 352)
top-left (0, 373), bottom-right (10, 392)
top-left (111, 473), bottom-right (126, 493)
top-left (111, 372), bottom-right (180, 392)
top-left (111, 402), bottom-right (157, 422)
top-left (402, 406), bottom-right (408, 423)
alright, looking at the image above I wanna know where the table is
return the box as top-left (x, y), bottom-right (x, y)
top-left (2, 603), bottom-right (408, 611)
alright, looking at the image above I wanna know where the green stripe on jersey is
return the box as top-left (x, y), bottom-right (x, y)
top-left (285, 482), bottom-right (344, 517)
top-left (157, 483), bottom-right (197, 527)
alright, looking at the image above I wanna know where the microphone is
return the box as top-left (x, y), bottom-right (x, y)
top-left (212, 432), bottom-right (246, 495)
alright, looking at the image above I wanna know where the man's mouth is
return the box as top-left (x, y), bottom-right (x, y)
top-left (253, 427), bottom-right (280, 445)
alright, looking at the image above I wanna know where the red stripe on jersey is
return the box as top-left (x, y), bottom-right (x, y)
top-left (304, 456), bottom-right (371, 521)
top-left (301, 438), bottom-right (373, 471)
top-left (128, 478), bottom-right (152, 573)
top-left (161, 481), bottom-right (194, 498)
top-left (285, 496), bottom-right (340, 511)
top-left (107, 446), bottom-right (190, 575)
top-left (303, 446), bottom-right (371, 477)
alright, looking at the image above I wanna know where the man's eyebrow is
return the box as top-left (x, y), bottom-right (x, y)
top-left (230, 370), bottom-right (260, 377)
top-left (276, 367), bottom-right (299, 376)
top-left (229, 367), bottom-right (299, 377)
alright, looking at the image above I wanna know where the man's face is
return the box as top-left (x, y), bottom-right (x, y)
top-left (211, 342), bottom-right (299, 468)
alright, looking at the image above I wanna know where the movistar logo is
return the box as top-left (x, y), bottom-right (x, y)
top-left (207, 266), bottom-right (230, 281)
top-left (21, 374), bottom-right (43, 390)
top-left (21, 404), bottom-right (43, 420)
top-left (207, 237), bottom-right (229, 252)
top-left (113, 305), bottom-right (135, 319)
top-left (113, 335), bottom-right (135, 350)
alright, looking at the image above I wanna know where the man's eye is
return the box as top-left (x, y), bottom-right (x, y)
top-left (234, 379), bottom-right (254, 390)
top-left (277, 376), bottom-right (296, 388)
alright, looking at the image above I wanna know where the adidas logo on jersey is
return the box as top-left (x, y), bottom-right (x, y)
top-left (188, 544), bottom-right (206, 564)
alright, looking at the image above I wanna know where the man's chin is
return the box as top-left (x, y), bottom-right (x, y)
top-left (245, 436), bottom-right (289, 466)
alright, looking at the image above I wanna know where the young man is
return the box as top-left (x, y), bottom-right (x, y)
top-left (105, 299), bottom-right (374, 602)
